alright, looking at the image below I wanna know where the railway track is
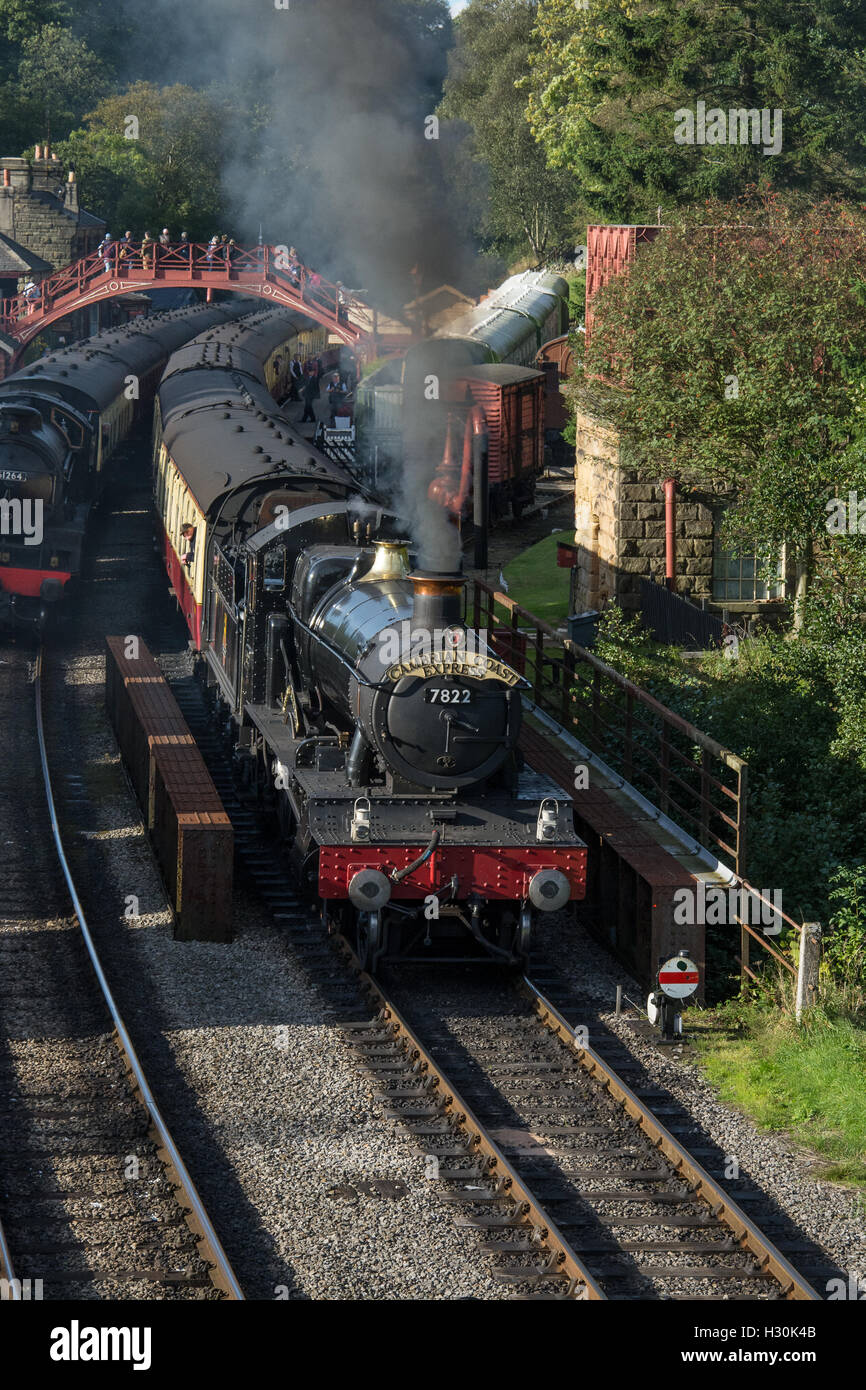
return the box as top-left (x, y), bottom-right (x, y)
top-left (0, 645), bottom-right (242, 1301)
top-left (368, 969), bottom-right (821, 1300)
top-left (337, 966), bottom-right (819, 1301)
top-left (170, 671), bottom-right (820, 1302)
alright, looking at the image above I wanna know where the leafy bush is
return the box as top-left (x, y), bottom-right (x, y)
top-left (592, 609), bottom-right (866, 970)
top-left (826, 863), bottom-right (866, 1001)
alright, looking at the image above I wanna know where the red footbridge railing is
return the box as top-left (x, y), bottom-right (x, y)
top-left (0, 243), bottom-right (365, 355)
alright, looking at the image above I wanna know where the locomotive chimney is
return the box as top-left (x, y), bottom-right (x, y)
top-left (361, 539), bottom-right (410, 583)
top-left (409, 569), bottom-right (466, 632)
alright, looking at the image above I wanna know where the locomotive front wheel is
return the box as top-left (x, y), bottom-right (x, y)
top-left (356, 909), bottom-right (383, 973)
top-left (514, 906), bottom-right (533, 969)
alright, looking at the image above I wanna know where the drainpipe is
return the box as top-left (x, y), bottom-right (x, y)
top-left (664, 477), bottom-right (676, 591)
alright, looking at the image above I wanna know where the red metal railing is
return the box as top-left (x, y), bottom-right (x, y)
top-left (0, 243), bottom-right (362, 343)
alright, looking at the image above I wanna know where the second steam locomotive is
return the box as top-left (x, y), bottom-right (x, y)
top-left (0, 304), bottom-right (248, 627)
top-left (154, 309), bottom-right (586, 967)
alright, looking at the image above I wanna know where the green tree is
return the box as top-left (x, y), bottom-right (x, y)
top-left (440, 0), bottom-right (574, 260)
top-left (528, 0), bottom-right (866, 222)
top-left (16, 22), bottom-right (107, 142)
top-left (0, 0), bottom-right (64, 44)
top-left (573, 191), bottom-right (866, 607)
top-left (59, 83), bottom-right (233, 237)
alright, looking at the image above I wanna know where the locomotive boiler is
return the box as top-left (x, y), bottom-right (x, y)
top-left (155, 309), bottom-right (587, 969)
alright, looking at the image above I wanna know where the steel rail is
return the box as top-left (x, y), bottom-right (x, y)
top-left (335, 938), bottom-right (607, 1300)
top-left (0, 1212), bottom-right (19, 1299)
top-left (33, 649), bottom-right (244, 1301)
top-left (524, 977), bottom-right (820, 1301)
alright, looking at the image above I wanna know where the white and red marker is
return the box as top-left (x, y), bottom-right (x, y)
top-left (657, 954), bottom-right (699, 999)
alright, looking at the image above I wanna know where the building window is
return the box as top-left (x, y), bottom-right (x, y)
top-left (712, 525), bottom-right (784, 602)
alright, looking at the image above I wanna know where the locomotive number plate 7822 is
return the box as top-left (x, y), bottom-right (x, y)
top-left (425, 688), bottom-right (473, 704)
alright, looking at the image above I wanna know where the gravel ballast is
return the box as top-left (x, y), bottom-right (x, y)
top-left (537, 913), bottom-right (866, 1295)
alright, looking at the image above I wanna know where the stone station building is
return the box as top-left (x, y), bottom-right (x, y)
top-left (568, 226), bottom-right (791, 630)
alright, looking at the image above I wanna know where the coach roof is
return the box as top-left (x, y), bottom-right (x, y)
top-left (158, 313), bottom-right (356, 514)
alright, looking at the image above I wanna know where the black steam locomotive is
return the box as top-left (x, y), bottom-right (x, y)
top-left (0, 304), bottom-right (249, 628)
top-left (155, 309), bottom-right (586, 967)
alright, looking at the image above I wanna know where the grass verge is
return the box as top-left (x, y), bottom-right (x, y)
top-left (502, 530), bottom-right (572, 628)
top-left (691, 993), bottom-right (866, 1187)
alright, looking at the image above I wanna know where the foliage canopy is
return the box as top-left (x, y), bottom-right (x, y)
top-left (528, 0), bottom-right (866, 221)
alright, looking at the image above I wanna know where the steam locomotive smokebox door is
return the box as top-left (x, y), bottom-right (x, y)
top-left (373, 674), bottom-right (519, 790)
top-left (385, 674), bottom-right (510, 781)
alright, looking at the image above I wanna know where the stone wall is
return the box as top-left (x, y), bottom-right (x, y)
top-left (0, 156), bottom-right (103, 276)
top-left (573, 407), bottom-right (715, 614)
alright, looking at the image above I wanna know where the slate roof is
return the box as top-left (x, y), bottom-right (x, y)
top-left (0, 232), bottom-right (53, 277)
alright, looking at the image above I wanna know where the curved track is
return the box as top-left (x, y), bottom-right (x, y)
top-left (0, 646), bottom-right (242, 1301)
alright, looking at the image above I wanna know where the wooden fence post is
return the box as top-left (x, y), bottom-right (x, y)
top-left (736, 762), bottom-right (748, 880)
top-left (795, 923), bottom-right (822, 1021)
top-left (740, 917), bottom-right (750, 990)
top-left (700, 755), bottom-right (711, 844)
top-left (562, 644), bottom-right (575, 727)
top-left (592, 668), bottom-right (600, 747)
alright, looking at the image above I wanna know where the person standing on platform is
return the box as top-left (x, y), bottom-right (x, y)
top-left (289, 355), bottom-right (304, 401)
top-left (327, 373), bottom-right (347, 424)
top-left (300, 371), bottom-right (319, 424)
top-left (118, 231), bottom-right (134, 268)
top-left (342, 353), bottom-right (357, 394)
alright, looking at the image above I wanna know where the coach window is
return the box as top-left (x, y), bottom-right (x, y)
top-left (181, 521), bottom-right (197, 576)
top-left (168, 484), bottom-right (180, 549)
top-left (263, 544), bottom-right (286, 592)
top-left (166, 486), bottom-right (175, 543)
